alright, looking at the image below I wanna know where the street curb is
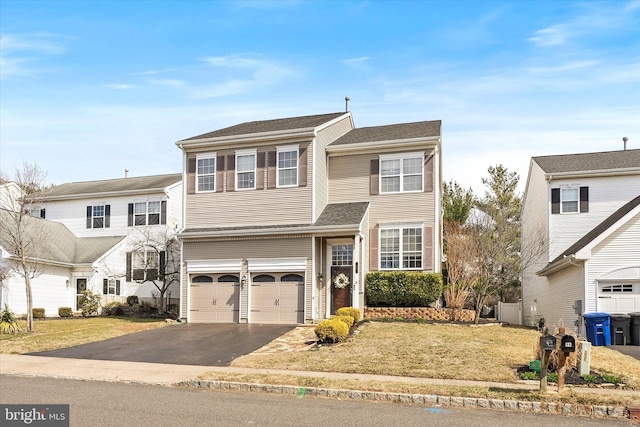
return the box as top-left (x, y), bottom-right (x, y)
top-left (177, 379), bottom-right (630, 419)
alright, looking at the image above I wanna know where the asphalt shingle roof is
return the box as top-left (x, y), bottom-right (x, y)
top-left (181, 112), bottom-right (347, 141)
top-left (533, 149), bottom-right (640, 174)
top-left (39, 174), bottom-right (182, 199)
top-left (329, 120), bottom-right (441, 146)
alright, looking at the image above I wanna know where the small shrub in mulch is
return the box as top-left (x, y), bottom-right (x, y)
top-left (516, 365), bottom-right (612, 386)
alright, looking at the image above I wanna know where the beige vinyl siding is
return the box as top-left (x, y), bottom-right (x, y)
top-left (313, 237), bottom-right (326, 321)
top-left (185, 144), bottom-right (313, 228)
top-left (180, 264), bottom-right (188, 318)
top-left (304, 258), bottom-right (313, 321)
top-left (543, 266), bottom-right (584, 332)
top-left (314, 116), bottom-right (354, 220)
top-left (184, 236), bottom-right (312, 260)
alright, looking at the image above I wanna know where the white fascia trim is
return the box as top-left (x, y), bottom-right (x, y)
top-left (314, 113), bottom-right (352, 133)
top-left (575, 205), bottom-right (640, 259)
top-left (180, 224), bottom-right (361, 239)
top-left (41, 189), bottom-right (170, 202)
top-left (545, 167), bottom-right (640, 182)
top-left (326, 136), bottom-right (440, 154)
top-left (176, 128), bottom-right (317, 147)
top-left (93, 237), bottom-right (128, 265)
top-left (187, 259), bottom-right (243, 274)
top-left (247, 257), bottom-right (307, 272)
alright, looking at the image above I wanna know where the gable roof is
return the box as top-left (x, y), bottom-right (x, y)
top-left (329, 120), bottom-right (441, 146)
top-left (37, 173), bottom-right (182, 200)
top-left (180, 112), bottom-right (347, 142)
top-left (538, 195), bottom-right (640, 275)
top-left (0, 208), bottom-right (124, 265)
top-left (533, 149), bottom-right (640, 174)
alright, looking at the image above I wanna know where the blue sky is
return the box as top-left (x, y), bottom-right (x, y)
top-left (1, 0), bottom-right (639, 194)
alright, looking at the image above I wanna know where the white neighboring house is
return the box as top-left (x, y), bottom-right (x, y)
top-left (521, 149), bottom-right (640, 334)
top-left (0, 174), bottom-right (183, 316)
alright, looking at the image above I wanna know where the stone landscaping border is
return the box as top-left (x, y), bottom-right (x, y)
top-left (179, 379), bottom-right (629, 419)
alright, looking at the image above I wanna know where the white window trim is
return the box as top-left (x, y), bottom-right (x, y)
top-left (379, 152), bottom-right (424, 194)
top-left (196, 153), bottom-right (217, 194)
top-left (91, 204), bottom-right (106, 229)
top-left (235, 149), bottom-right (257, 191)
top-left (379, 223), bottom-right (424, 271)
top-left (133, 199), bottom-right (162, 226)
top-left (560, 186), bottom-right (579, 214)
top-left (276, 144), bottom-right (299, 188)
top-left (106, 278), bottom-right (118, 295)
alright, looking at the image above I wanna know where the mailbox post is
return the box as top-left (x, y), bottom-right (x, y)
top-left (557, 334), bottom-right (576, 392)
top-left (539, 335), bottom-right (556, 392)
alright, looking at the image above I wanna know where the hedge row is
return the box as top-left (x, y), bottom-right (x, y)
top-left (365, 271), bottom-right (443, 307)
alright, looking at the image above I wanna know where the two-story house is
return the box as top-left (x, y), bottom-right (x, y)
top-left (521, 149), bottom-right (640, 334)
top-left (177, 112), bottom-right (442, 324)
top-left (0, 174), bottom-right (182, 315)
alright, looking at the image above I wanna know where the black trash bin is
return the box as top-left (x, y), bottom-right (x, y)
top-left (630, 312), bottom-right (640, 346)
top-left (610, 314), bottom-right (631, 345)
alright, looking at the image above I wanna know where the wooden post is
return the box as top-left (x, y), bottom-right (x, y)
top-left (557, 352), bottom-right (567, 392)
top-left (540, 350), bottom-right (551, 392)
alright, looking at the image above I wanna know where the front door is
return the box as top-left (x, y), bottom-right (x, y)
top-left (76, 278), bottom-right (87, 310)
top-left (330, 244), bottom-right (353, 314)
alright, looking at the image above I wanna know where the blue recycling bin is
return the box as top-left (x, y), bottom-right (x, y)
top-left (583, 312), bottom-right (611, 346)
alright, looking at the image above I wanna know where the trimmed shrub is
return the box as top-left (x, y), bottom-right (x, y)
top-left (365, 271), bottom-right (443, 307)
top-left (126, 295), bottom-right (139, 306)
top-left (77, 290), bottom-right (100, 317)
top-left (103, 301), bottom-right (125, 316)
top-left (334, 315), bottom-right (354, 328)
top-left (166, 304), bottom-right (178, 315)
top-left (58, 307), bottom-right (73, 318)
top-left (314, 318), bottom-right (349, 343)
top-left (336, 306), bottom-right (361, 323)
top-left (32, 308), bottom-right (45, 319)
top-left (0, 304), bottom-right (20, 334)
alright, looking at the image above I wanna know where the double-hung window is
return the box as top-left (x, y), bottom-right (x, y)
top-left (132, 251), bottom-right (159, 281)
top-left (277, 145), bottom-right (298, 187)
top-left (561, 188), bottom-right (579, 213)
top-left (134, 201), bottom-right (161, 226)
top-left (103, 278), bottom-right (121, 295)
top-left (551, 186), bottom-right (588, 214)
top-left (197, 154), bottom-right (216, 192)
top-left (236, 150), bottom-right (256, 190)
top-left (86, 204), bottom-right (109, 229)
top-left (380, 153), bottom-right (423, 193)
top-left (380, 226), bottom-right (422, 269)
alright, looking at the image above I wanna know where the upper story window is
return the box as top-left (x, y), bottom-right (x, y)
top-left (380, 226), bottom-right (422, 270)
top-left (380, 153), bottom-right (423, 193)
top-left (277, 145), bottom-right (298, 187)
top-left (551, 186), bottom-right (589, 214)
top-left (128, 201), bottom-right (166, 226)
top-left (197, 154), bottom-right (216, 193)
top-left (236, 150), bottom-right (256, 190)
top-left (128, 250), bottom-right (162, 282)
top-left (86, 204), bottom-right (110, 229)
top-left (29, 208), bottom-right (46, 218)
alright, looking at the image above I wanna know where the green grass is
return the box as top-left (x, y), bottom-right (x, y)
top-left (0, 317), bottom-right (169, 354)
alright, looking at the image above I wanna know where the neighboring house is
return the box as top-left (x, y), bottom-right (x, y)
top-left (521, 149), bottom-right (640, 334)
top-left (176, 112), bottom-right (442, 324)
top-left (0, 174), bottom-right (183, 315)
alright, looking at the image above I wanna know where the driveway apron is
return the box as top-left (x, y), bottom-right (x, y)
top-left (29, 324), bottom-right (295, 366)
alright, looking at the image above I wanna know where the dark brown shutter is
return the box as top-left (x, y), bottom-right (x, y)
top-left (551, 189), bottom-right (560, 214)
top-left (370, 159), bottom-right (379, 195)
top-left (298, 147), bottom-right (307, 187)
top-left (369, 228), bottom-right (379, 271)
top-left (226, 154), bottom-right (235, 192)
top-left (423, 226), bottom-right (433, 271)
top-left (128, 203), bottom-right (134, 226)
top-left (126, 252), bottom-right (132, 282)
top-left (103, 278), bottom-right (108, 294)
top-left (105, 205), bottom-right (111, 228)
top-left (116, 280), bottom-right (121, 296)
top-left (216, 156), bottom-right (225, 192)
top-left (160, 201), bottom-right (166, 225)
top-left (424, 154), bottom-right (434, 193)
top-left (580, 187), bottom-right (589, 213)
top-left (159, 251), bottom-right (166, 281)
top-left (256, 152), bottom-right (265, 190)
top-left (86, 206), bottom-right (92, 228)
top-left (40, 209), bottom-right (46, 218)
top-left (187, 157), bottom-right (196, 194)
top-left (267, 151), bottom-right (277, 189)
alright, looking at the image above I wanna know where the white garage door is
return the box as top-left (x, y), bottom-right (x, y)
top-left (190, 274), bottom-right (240, 323)
top-left (250, 273), bottom-right (304, 324)
top-left (598, 283), bottom-right (640, 313)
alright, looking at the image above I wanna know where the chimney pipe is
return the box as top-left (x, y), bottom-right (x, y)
top-left (623, 137), bottom-right (628, 150)
top-left (345, 96), bottom-right (350, 112)
top-left (125, 169), bottom-right (129, 178)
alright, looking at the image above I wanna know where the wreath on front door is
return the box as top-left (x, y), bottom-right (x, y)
top-left (333, 273), bottom-right (350, 289)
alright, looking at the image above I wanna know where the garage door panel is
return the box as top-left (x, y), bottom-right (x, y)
top-left (190, 277), bottom-right (240, 323)
top-left (250, 273), bottom-right (304, 324)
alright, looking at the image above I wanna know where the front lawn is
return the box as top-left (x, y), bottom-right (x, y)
top-left (0, 317), bottom-right (170, 354)
top-left (231, 322), bottom-right (640, 390)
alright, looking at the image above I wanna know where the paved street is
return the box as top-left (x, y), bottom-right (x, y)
top-left (0, 376), bottom-right (631, 427)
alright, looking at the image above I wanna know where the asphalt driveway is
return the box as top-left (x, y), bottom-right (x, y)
top-left (29, 323), bottom-right (295, 366)
top-left (611, 345), bottom-right (640, 360)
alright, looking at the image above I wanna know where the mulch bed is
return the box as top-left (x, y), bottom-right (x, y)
top-left (516, 365), bottom-right (611, 386)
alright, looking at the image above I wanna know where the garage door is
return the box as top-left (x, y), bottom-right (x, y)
top-left (598, 283), bottom-right (640, 313)
top-left (250, 273), bottom-right (304, 324)
top-left (190, 274), bottom-right (240, 323)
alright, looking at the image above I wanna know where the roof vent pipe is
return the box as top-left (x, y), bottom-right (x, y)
top-left (623, 137), bottom-right (628, 150)
top-left (125, 169), bottom-right (129, 178)
top-left (345, 96), bottom-right (350, 112)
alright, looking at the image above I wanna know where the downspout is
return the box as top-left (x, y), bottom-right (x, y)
top-left (179, 144), bottom-right (187, 322)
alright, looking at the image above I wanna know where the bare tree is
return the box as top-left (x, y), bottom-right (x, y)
top-left (127, 227), bottom-right (180, 314)
top-left (0, 162), bottom-right (50, 332)
top-left (442, 221), bottom-right (474, 309)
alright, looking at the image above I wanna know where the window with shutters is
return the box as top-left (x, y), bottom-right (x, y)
top-left (103, 278), bottom-right (121, 295)
top-left (561, 188), bottom-right (579, 213)
top-left (196, 154), bottom-right (216, 192)
top-left (379, 153), bottom-right (423, 193)
top-left (87, 204), bottom-right (109, 229)
top-left (380, 226), bottom-right (422, 270)
top-left (551, 186), bottom-right (588, 214)
top-left (277, 145), bottom-right (298, 187)
top-left (132, 201), bottom-right (162, 226)
top-left (236, 150), bottom-right (256, 190)
top-left (132, 251), bottom-right (159, 281)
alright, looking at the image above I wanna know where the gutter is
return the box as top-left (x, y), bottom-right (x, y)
top-left (326, 136), bottom-right (440, 155)
top-left (545, 167), bottom-right (640, 182)
top-left (176, 128), bottom-right (317, 148)
top-left (536, 254), bottom-right (584, 276)
top-left (179, 223), bottom-right (363, 240)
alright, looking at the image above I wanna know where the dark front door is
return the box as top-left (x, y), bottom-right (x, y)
top-left (330, 243), bottom-right (353, 314)
top-left (76, 278), bottom-right (87, 310)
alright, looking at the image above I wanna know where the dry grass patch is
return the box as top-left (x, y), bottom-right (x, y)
top-left (0, 317), bottom-right (169, 354)
top-left (591, 346), bottom-right (640, 389)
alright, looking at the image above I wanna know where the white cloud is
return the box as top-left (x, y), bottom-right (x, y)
top-left (528, 26), bottom-right (567, 47)
top-left (150, 79), bottom-right (186, 87)
top-left (0, 33), bottom-right (65, 79)
top-left (106, 83), bottom-right (135, 90)
top-left (341, 56), bottom-right (370, 71)
top-left (626, 0), bottom-right (640, 11)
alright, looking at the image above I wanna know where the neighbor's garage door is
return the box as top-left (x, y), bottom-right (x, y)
top-left (190, 274), bottom-right (240, 323)
top-left (598, 283), bottom-right (640, 313)
top-left (250, 273), bottom-right (304, 324)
